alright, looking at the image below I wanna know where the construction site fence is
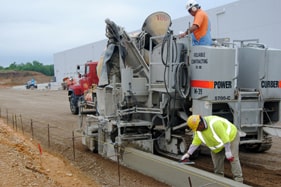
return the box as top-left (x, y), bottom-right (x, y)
top-left (0, 107), bottom-right (80, 161)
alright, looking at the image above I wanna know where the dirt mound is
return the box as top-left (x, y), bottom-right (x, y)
top-left (0, 70), bottom-right (52, 87)
top-left (0, 119), bottom-right (99, 187)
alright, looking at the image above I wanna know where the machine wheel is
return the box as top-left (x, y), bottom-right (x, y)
top-left (70, 94), bottom-right (79, 115)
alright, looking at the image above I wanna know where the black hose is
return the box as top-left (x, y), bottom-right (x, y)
top-left (161, 30), bottom-right (177, 67)
top-left (161, 30), bottom-right (189, 99)
top-left (174, 63), bottom-right (190, 98)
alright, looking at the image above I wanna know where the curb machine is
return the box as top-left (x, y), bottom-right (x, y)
top-left (80, 12), bottom-right (281, 161)
top-left (68, 61), bottom-right (99, 115)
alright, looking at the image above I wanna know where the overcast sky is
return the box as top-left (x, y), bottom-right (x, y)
top-left (0, 0), bottom-right (237, 67)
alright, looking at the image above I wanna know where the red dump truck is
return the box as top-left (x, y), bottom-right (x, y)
top-left (68, 61), bottom-right (99, 114)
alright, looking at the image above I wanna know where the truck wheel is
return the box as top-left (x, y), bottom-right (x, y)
top-left (70, 94), bottom-right (79, 115)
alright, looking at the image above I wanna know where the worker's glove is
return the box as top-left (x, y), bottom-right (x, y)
top-left (181, 153), bottom-right (190, 161)
top-left (225, 151), bottom-right (234, 162)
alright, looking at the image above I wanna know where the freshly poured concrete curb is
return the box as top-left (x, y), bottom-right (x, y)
top-left (123, 147), bottom-right (250, 187)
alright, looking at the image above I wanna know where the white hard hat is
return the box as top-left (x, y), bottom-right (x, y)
top-left (186, 0), bottom-right (199, 11)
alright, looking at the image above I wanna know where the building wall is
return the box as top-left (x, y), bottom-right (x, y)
top-left (54, 40), bottom-right (107, 83)
top-left (211, 0), bottom-right (281, 48)
top-left (54, 0), bottom-right (281, 83)
top-left (171, 0), bottom-right (281, 48)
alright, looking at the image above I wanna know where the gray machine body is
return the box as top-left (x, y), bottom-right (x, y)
top-left (190, 46), bottom-right (237, 101)
top-left (80, 13), bottom-right (281, 185)
top-left (237, 47), bottom-right (281, 99)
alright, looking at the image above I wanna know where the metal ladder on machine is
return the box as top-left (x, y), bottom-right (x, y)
top-left (237, 89), bottom-right (264, 144)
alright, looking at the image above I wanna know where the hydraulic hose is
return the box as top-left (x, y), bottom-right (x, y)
top-left (161, 30), bottom-right (177, 67)
top-left (161, 30), bottom-right (190, 99)
top-left (161, 30), bottom-right (178, 99)
top-left (174, 63), bottom-right (190, 98)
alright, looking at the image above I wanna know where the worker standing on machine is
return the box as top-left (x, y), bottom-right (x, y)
top-left (179, 0), bottom-right (212, 46)
top-left (181, 115), bottom-right (244, 183)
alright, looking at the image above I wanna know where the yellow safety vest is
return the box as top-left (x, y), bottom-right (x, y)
top-left (192, 116), bottom-right (237, 153)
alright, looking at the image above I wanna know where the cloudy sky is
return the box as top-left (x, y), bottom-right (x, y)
top-left (0, 0), bottom-right (237, 67)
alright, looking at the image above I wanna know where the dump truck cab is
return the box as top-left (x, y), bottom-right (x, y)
top-left (68, 61), bottom-right (99, 114)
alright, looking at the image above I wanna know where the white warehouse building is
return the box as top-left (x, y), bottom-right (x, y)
top-left (54, 0), bottom-right (281, 84)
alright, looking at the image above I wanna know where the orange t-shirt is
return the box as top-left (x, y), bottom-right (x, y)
top-left (192, 9), bottom-right (210, 41)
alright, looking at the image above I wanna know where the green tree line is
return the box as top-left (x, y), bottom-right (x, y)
top-left (0, 61), bottom-right (54, 76)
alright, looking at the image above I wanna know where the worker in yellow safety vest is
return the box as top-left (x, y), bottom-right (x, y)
top-left (181, 115), bottom-right (243, 182)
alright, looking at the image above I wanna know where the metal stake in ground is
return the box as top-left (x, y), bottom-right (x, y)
top-left (48, 124), bottom-right (50, 148)
top-left (31, 119), bottom-right (34, 139)
top-left (20, 114), bottom-right (24, 135)
top-left (72, 130), bottom-right (75, 160)
top-left (6, 109), bottom-right (8, 124)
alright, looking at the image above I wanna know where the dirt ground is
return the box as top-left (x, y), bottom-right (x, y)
top-left (0, 87), bottom-right (281, 187)
top-left (0, 119), bottom-right (99, 187)
top-left (0, 88), bottom-right (170, 187)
